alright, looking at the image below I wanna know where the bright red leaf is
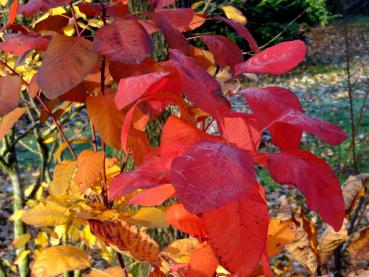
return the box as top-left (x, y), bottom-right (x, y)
top-left (241, 86), bottom-right (303, 150)
top-left (169, 141), bottom-right (255, 214)
top-left (154, 8), bottom-right (194, 32)
top-left (274, 110), bottom-right (348, 145)
top-left (108, 156), bottom-right (167, 200)
top-left (0, 33), bottom-right (49, 55)
top-left (8, 0), bottom-right (18, 24)
top-left (94, 19), bottom-right (152, 64)
top-left (202, 183), bottom-right (269, 276)
top-left (115, 72), bottom-right (171, 110)
top-left (223, 112), bottom-right (262, 151)
top-left (235, 40), bottom-right (307, 76)
top-left (268, 150), bottom-right (345, 231)
top-left (128, 183), bottom-right (175, 206)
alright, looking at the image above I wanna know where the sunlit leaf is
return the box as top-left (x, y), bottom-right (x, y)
top-left (0, 107), bottom-right (26, 140)
top-left (220, 5), bottom-right (247, 25)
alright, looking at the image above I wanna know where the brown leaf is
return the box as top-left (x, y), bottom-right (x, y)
top-left (342, 174), bottom-right (369, 213)
top-left (0, 76), bottom-right (21, 116)
top-left (86, 94), bottom-right (125, 149)
top-left (286, 210), bottom-right (319, 273)
top-left (89, 219), bottom-right (161, 265)
top-left (37, 35), bottom-right (98, 99)
top-left (0, 107), bottom-right (26, 140)
top-left (74, 150), bottom-right (104, 193)
top-left (318, 220), bottom-right (348, 263)
top-left (348, 227), bottom-right (369, 264)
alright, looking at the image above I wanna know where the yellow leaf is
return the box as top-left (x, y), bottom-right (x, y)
top-left (9, 209), bottom-right (25, 221)
top-left (0, 0), bottom-right (8, 7)
top-left (87, 266), bottom-right (126, 277)
top-left (267, 218), bottom-right (296, 256)
top-left (53, 136), bottom-right (88, 161)
top-left (21, 201), bottom-right (70, 226)
top-left (161, 238), bottom-right (199, 263)
top-left (12, 234), bottom-right (31, 249)
top-left (14, 250), bottom-right (31, 265)
top-left (191, 1), bottom-right (203, 9)
top-left (124, 207), bottom-right (168, 229)
top-left (50, 7), bottom-right (66, 15)
top-left (63, 24), bottom-right (76, 36)
top-left (34, 232), bottom-right (49, 248)
top-left (49, 160), bottom-right (77, 196)
top-left (32, 245), bottom-right (91, 276)
top-left (74, 150), bottom-right (105, 192)
top-left (220, 5), bottom-right (247, 25)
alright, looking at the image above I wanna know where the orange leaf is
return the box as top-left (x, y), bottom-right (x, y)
top-left (0, 107), bottom-right (26, 140)
top-left (86, 94), bottom-right (125, 149)
top-left (74, 150), bottom-right (104, 192)
top-left (166, 203), bottom-right (206, 238)
top-left (49, 160), bottom-right (77, 196)
top-left (37, 34), bottom-right (98, 99)
top-left (186, 243), bottom-right (218, 277)
top-left (0, 76), bottom-right (22, 116)
top-left (267, 218), bottom-right (296, 256)
top-left (8, 0), bottom-right (19, 25)
top-left (87, 266), bottom-right (126, 277)
top-left (89, 219), bottom-right (161, 265)
top-left (348, 227), bottom-right (369, 264)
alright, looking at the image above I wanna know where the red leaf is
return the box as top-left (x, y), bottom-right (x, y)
top-left (154, 8), bottom-right (194, 31)
top-left (169, 50), bottom-right (230, 131)
top-left (115, 72), bottom-right (171, 110)
top-left (128, 183), bottom-right (175, 206)
top-left (200, 35), bottom-right (243, 70)
top-left (235, 40), bottom-right (307, 76)
top-left (166, 203), bottom-right (206, 238)
top-left (275, 110), bottom-right (348, 146)
top-left (8, 0), bottom-right (18, 24)
top-left (153, 15), bottom-right (189, 54)
top-left (0, 76), bottom-right (21, 116)
top-left (37, 35), bottom-right (98, 99)
top-left (109, 58), bottom-right (161, 82)
top-left (169, 141), bottom-right (255, 214)
top-left (241, 86), bottom-right (303, 150)
top-left (213, 16), bottom-right (259, 52)
top-left (94, 19), bottom-right (152, 64)
top-left (0, 33), bottom-right (49, 55)
top-left (18, 0), bottom-right (68, 16)
top-left (108, 156), bottom-right (167, 200)
top-left (202, 183), bottom-right (269, 276)
top-left (150, 0), bottom-right (175, 9)
top-left (223, 112), bottom-right (262, 151)
top-left (187, 243), bottom-right (218, 277)
top-left (268, 150), bottom-right (345, 231)
top-left (160, 116), bottom-right (221, 169)
top-left (34, 15), bottom-right (69, 34)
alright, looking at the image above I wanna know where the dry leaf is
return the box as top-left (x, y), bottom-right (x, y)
top-left (348, 227), bottom-right (369, 264)
top-left (341, 174), bottom-right (369, 213)
top-left (32, 245), bottom-right (91, 276)
top-left (89, 219), bottom-right (161, 265)
top-left (318, 220), bottom-right (348, 263)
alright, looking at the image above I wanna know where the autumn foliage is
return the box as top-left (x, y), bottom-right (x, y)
top-left (1, 0), bottom-right (367, 276)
